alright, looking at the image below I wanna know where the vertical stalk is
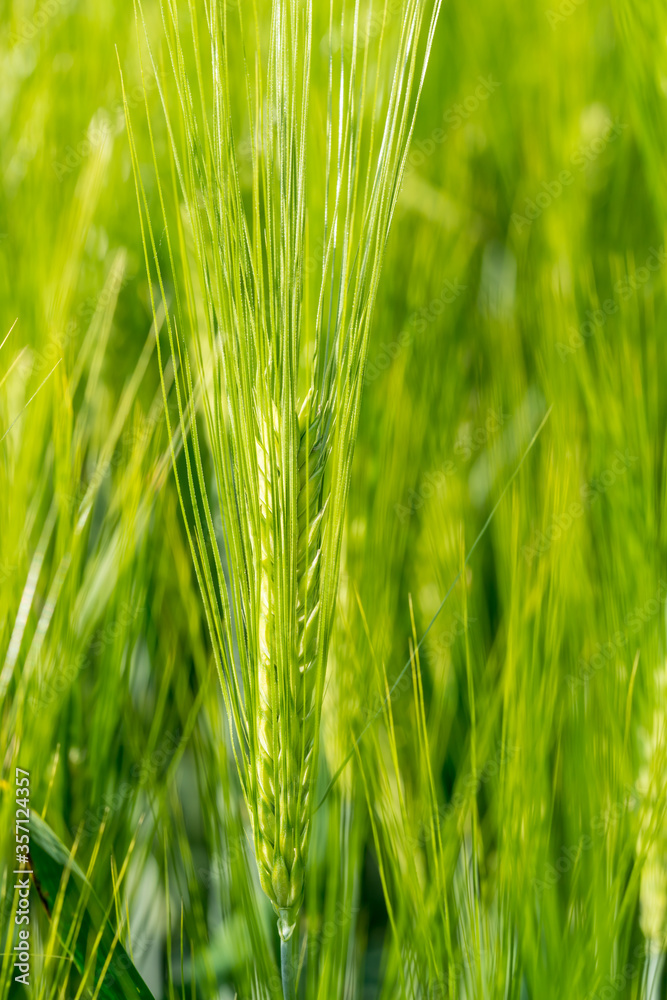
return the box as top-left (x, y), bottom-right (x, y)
top-left (280, 929), bottom-right (297, 1000)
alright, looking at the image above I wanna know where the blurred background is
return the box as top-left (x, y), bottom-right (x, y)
top-left (1, 0), bottom-right (666, 997)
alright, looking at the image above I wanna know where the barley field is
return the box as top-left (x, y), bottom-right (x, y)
top-left (1, 1), bottom-right (666, 999)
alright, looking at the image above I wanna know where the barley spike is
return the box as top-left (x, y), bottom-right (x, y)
top-left (253, 389), bottom-right (328, 938)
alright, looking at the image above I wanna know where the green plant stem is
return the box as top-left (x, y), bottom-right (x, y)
top-left (280, 932), bottom-right (297, 1000)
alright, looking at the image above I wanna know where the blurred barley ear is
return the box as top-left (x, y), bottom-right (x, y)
top-left (122, 0), bottom-right (442, 961)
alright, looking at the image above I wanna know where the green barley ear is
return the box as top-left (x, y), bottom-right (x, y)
top-left (123, 0), bottom-right (442, 949)
top-left (253, 389), bottom-right (329, 937)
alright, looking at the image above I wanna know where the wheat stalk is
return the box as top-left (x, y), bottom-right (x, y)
top-left (123, 0), bottom-right (442, 962)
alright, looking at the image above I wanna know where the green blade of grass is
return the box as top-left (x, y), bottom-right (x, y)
top-left (27, 810), bottom-right (155, 1000)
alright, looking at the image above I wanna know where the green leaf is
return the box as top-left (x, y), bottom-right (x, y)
top-left (28, 810), bottom-right (155, 1000)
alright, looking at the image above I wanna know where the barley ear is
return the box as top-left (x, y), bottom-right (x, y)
top-left (253, 390), bottom-right (329, 939)
top-left (126, 0), bottom-right (444, 953)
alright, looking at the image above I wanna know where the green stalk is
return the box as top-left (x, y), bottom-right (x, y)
top-left (280, 930), bottom-right (297, 1000)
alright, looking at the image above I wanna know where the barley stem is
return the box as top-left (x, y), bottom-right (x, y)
top-left (280, 931), bottom-right (297, 1000)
